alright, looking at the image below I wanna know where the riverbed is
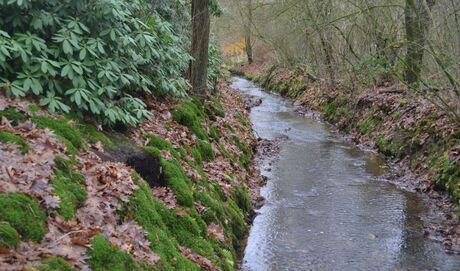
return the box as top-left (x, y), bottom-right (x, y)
top-left (231, 77), bottom-right (460, 271)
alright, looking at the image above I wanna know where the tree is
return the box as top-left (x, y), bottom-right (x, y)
top-left (404, 0), bottom-right (436, 87)
top-left (244, 0), bottom-right (254, 64)
top-left (191, 0), bottom-right (211, 97)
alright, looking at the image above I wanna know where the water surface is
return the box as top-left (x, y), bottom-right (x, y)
top-left (231, 77), bottom-right (460, 271)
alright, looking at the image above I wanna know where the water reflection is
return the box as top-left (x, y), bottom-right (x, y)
top-left (231, 77), bottom-right (460, 271)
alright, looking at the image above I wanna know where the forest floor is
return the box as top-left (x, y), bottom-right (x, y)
top-left (0, 80), bottom-right (266, 270)
top-left (234, 63), bottom-right (460, 254)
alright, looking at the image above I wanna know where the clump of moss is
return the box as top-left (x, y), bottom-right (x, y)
top-left (0, 222), bottom-right (19, 249)
top-left (375, 135), bottom-right (408, 159)
top-left (223, 199), bottom-right (247, 249)
top-left (144, 146), bottom-right (162, 159)
top-left (78, 123), bottom-right (113, 148)
top-left (33, 117), bottom-right (83, 154)
top-left (0, 108), bottom-right (27, 125)
top-left (52, 173), bottom-right (86, 220)
top-left (172, 102), bottom-right (208, 140)
top-left (146, 134), bottom-right (173, 150)
top-left (234, 187), bottom-right (252, 215)
top-left (51, 157), bottom-right (87, 220)
top-left (145, 134), bottom-right (185, 161)
top-left (0, 193), bottom-right (46, 242)
top-left (0, 131), bottom-right (29, 153)
top-left (209, 126), bottom-right (221, 141)
top-left (161, 159), bottom-right (194, 207)
top-left (127, 176), bottom-right (201, 270)
top-left (234, 113), bottom-right (250, 127)
top-left (39, 257), bottom-right (74, 271)
top-left (232, 136), bottom-right (252, 169)
top-left (435, 154), bottom-right (460, 205)
top-left (210, 99), bottom-right (226, 118)
top-left (196, 140), bottom-right (215, 162)
top-left (356, 115), bottom-right (382, 135)
top-left (88, 235), bottom-right (139, 271)
top-left (191, 148), bottom-right (202, 164)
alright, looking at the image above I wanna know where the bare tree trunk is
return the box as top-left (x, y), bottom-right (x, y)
top-left (244, 0), bottom-right (254, 64)
top-left (191, 0), bottom-right (211, 97)
top-left (404, 0), bottom-right (436, 87)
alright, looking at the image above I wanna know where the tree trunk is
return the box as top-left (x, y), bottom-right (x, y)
top-left (404, 0), bottom-right (436, 87)
top-left (191, 0), bottom-right (211, 97)
top-left (244, 0), bottom-right (254, 64)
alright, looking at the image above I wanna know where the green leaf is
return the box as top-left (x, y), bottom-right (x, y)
top-left (79, 48), bottom-right (86, 60)
top-left (62, 40), bottom-right (73, 55)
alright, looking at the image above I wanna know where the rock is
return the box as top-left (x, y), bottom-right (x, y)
top-left (244, 96), bottom-right (262, 110)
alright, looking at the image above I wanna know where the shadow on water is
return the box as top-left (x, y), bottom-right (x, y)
top-left (231, 77), bottom-right (460, 271)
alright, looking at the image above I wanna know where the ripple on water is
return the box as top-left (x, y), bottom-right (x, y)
top-left (233, 77), bottom-right (460, 271)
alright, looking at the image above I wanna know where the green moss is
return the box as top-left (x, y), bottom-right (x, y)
top-left (375, 135), bottom-right (408, 159)
top-left (234, 187), bottom-right (252, 215)
top-left (28, 104), bottom-right (41, 114)
top-left (128, 177), bottom-right (200, 270)
top-left (191, 148), bottom-right (202, 164)
top-left (223, 199), bottom-right (247, 249)
top-left (0, 193), bottom-right (46, 242)
top-left (0, 131), bottom-right (29, 153)
top-left (209, 126), bottom-right (221, 141)
top-left (161, 159), bottom-right (194, 207)
top-left (78, 123), bottom-right (113, 148)
top-left (435, 154), bottom-right (460, 205)
top-left (232, 136), bottom-right (252, 169)
top-left (144, 146), bottom-right (162, 159)
top-left (196, 140), bottom-right (215, 162)
top-left (234, 113), bottom-right (250, 127)
top-left (33, 117), bottom-right (83, 153)
top-left (172, 102), bottom-right (208, 140)
top-left (0, 222), bottom-right (19, 249)
top-left (0, 108), bottom-right (27, 125)
top-left (52, 170), bottom-right (87, 220)
top-left (145, 134), bottom-right (185, 160)
top-left (146, 134), bottom-right (173, 150)
top-left (212, 99), bottom-right (226, 118)
top-left (356, 115), bottom-right (382, 135)
top-left (39, 257), bottom-right (74, 271)
top-left (88, 235), bottom-right (138, 271)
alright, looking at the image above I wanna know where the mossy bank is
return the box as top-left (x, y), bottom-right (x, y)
top-left (0, 83), bottom-right (260, 270)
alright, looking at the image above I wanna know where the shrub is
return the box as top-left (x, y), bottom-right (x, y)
top-left (0, 0), bottom-right (189, 126)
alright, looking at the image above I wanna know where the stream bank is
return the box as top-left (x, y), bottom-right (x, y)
top-left (234, 64), bottom-right (460, 254)
top-left (232, 77), bottom-right (460, 270)
top-left (0, 81), bottom-right (262, 270)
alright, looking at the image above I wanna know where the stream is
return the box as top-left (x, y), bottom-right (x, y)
top-left (231, 77), bottom-right (460, 271)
